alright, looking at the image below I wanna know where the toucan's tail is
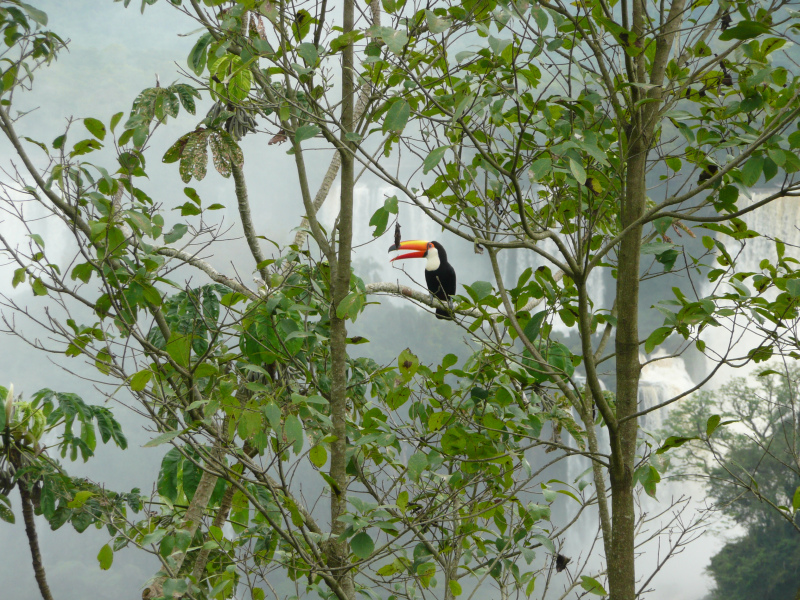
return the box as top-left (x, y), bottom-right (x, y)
top-left (435, 307), bottom-right (454, 320)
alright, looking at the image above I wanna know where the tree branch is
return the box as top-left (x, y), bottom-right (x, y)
top-left (232, 162), bottom-right (268, 281)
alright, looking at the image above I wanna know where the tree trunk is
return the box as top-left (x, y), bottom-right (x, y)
top-left (325, 0), bottom-right (356, 596)
top-left (143, 458), bottom-right (220, 599)
top-left (608, 128), bottom-right (647, 600)
top-left (19, 481), bottom-right (55, 600)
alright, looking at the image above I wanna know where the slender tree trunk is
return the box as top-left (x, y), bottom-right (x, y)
top-left (608, 129), bottom-right (647, 600)
top-left (143, 456), bottom-right (220, 599)
top-left (325, 0), bottom-right (355, 597)
top-left (19, 481), bottom-right (55, 600)
top-left (191, 484), bottom-right (235, 583)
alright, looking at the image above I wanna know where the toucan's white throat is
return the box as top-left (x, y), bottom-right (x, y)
top-left (425, 247), bottom-right (440, 271)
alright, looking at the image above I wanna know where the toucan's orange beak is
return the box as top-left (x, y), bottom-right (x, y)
top-left (389, 240), bottom-right (430, 261)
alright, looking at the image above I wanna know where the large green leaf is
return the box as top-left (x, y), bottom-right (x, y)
top-left (165, 334), bottom-right (192, 367)
top-left (97, 544), bottom-right (114, 570)
top-left (579, 576), bottom-right (607, 596)
top-left (350, 531), bottom-right (374, 559)
top-left (295, 124), bottom-right (321, 143)
top-left (423, 147), bottom-right (448, 174)
top-left (383, 99), bottom-right (411, 134)
top-left (157, 447), bottom-right (181, 500)
top-left (719, 21), bottom-right (770, 41)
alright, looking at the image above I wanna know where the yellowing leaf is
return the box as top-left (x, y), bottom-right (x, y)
top-left (309, 445), bottom-right (327, 468)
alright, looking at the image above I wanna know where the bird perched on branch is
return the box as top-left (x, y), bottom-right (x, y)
top-left (389, 240), bottom-right (456, 320)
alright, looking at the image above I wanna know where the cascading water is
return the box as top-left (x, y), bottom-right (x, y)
top-left (701, 191), bottom-right (800, 385)
top-left (638, 351), bottom-right (696, 431)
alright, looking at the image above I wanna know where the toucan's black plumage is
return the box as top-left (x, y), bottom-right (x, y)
top-left (425, 242), bottom-right (456, 320)
top-left (389, 239), bottom-right (457, 320)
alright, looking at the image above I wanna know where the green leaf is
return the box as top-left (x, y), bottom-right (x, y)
top-left (336, 291), bottom-right (363, 320)
top-left (130, 370), bottom-right (152, 392)
top-left (792, 486), bottom-right (800, 513)
top-left (407, 452), bottom-right (428, 482)
top-left (188, 32), bottom-right (213, 75)
top-left (28, 233), bottom-right (44, 248)
top-left (330, 30), bottom-right (362, 53)
top-left (718, 184), bottom-right (738, 209)
top-left (97, 544), bottom-right (114, 570)
top-left (641, 241), bottom-right (675, 255)
top-left (423, 147), bottom-right (448, 174)
top-left (84, 118), bottom-right (106, 141)
top-left (178, 202), bottom-right (201, 216)
top-left (527, 503), bottom-right (551, 521)
top-left (294, 124), bottom-right (321, 143)
top-left (17, 2), bottom-right (48, 26)
top-left (297, 42), bottom-right (318, 65)
top-left (428, 411), bottom-right (450, 432)
top-left (719, 21), bottom-right (770, 41)
top-left (350, 531), bottom-right (374, 559)
top-left (768, 148), bottom-right (786, 167)
top-left (741, 155), bottom-right (764, 187)
top-left (68, 490), bottom-right (95, 509)
top-left (706, 414), bottom-right (721, 437)
top-left (369, 207), bottom-right (390, 237)
top-left (569, 157), bottom-right (586, 184)
top-left (398, 348), bottom-right (419, 379)
top-left (579, 576), bottom-right (607, 596)
top-left (653, 217), bottom-right (672, 236)
top-left (645, 326), bottom-right (671, 353)
top-left (142, 528), bottom-right (167, 546)
top-left (376, 563), bottom-right (399, 576)
top-left (786, 279), bottom-right (800, 298)
top-left (386, 387), bottom-right (410, 410)
top-left (163, 579), bottom-right (188, 598)
top-left (449, 580), bottom-right (462, 597)
top-left (165, 334), bottom-right (192, 367)
top-left (143, 430), bottom-right (182, 448)
top-left (71, 138), bottom-right (103, 157)
top-left (32, 278), bottom-right (48, 296)
top-left (532, 533), bottom-right (555, 553)
top-left (426, 10), bottom-right (452, 33)
top-left (23, 136), bottom-right (49, 155)
top-left (284, 414), bottom-right (304, 453)
top-left (0, 495), bottom-right (13, 524)
top-left (164, 223), bottom-right (189, 244)
top-left (637, 465), bottom-right (661, 499)
top-left (763, 157), bottom-right (777, 182)
top-left (656, 435), bottom-right (698, 454)
top-left (383, 99), bottom-right (410, 134)
top-left (12, 267), bottom-right (25, 288)
top-left (465, 280), bottom-right (493, 302)
top-left (183, 187), bottom-right (201, 206)
top-left (110, 112), bottom-right (123, 133)
top-left (380, 27), bottom-right (409, 54)
top-left (529, 157), bottom-right (552, 181)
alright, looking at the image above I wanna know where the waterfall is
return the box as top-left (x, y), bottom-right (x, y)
top-left (701, 191), bottom-right (800, 384)
top-left (638, 351), bottom-right (696, 431)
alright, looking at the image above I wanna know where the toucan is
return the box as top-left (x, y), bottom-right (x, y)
top-left (389, 240), bottom-right (456, 320)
